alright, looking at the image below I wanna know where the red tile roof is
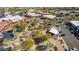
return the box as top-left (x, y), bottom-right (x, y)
top-left (0, 16), bottom-right (26, 32)
top-left (0, 20), bottom-right (13, 32)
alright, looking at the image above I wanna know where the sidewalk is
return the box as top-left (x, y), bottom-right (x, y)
top-left (59, 37), bottom-right (69, 50)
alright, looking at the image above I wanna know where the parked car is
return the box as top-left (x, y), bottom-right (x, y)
top-left (60, 32), bottom-right (65, 36)
top-left (68, 48), bottom-right (77, 51)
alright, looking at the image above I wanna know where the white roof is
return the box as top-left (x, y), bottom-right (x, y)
top-left (49, 27), bottom-right (59, 35)
top-left (28, 9), bottom-right (35, 12)
top-left (0, 15), bottom-right (21, 22)
top-left (43, 15), bottom-right (56, 19)
top-left (27, 12), bottom-right (41, 17)
top-left (70, 21), bottom-right (79, 26)
top-left (59, 10), bottom-right (70, 13)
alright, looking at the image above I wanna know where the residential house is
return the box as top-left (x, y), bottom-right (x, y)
top-left (42, 15), bottom-right (56, 19)
top-left (0, 15), bottom-right (26, 32)
top-left (49, 27), bottom-right (59, 35)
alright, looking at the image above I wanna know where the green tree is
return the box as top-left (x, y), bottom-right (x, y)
top-left (22, 39), bottom-right (35, 50)
top-left (15, 23), bottom-right (27, 32)
top-left (33, 30), bottom-right (42, 38)
top-left (15, 24), bottom-right (22, 32)
top-left (41, 35), bottom-right (49, 42)
top-left (54, 46), bottom-right (58, 51)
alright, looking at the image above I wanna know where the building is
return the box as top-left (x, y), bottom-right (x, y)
top-left (70, 21), bottom-right (79, 26)
top-left (0, 15), bottom-right (22, 22)
top-left (49, 27), bottom-right (59, 35)
top-left (66, 21), bottom-right (79, 30)
top-left (0, 15), bottom-right (26, 32)
top-left (66, 21), bottom-right (79, 39)
top-left (0, 20), bottom-right (13, 32)
top-left (42, 15), bottom-right (56, 19)
top-left (15, 12), bottom-right (23, 16)
top-left (27, 12), bottom-right (41, 17)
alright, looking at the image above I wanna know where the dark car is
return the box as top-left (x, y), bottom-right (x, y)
top-left (68, 48), bottom-right (77, 51)
top-left (36, 45), bottom-right (47, 51)
top-left (60, 32), bottom-right (65, 36)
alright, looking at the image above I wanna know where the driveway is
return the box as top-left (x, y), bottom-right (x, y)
top-left (60, 24), bottom-right (79, 50)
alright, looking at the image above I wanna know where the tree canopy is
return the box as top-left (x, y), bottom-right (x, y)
top-left (15, 22), bottom-right (27, 32)
top-left (33, 30), bottom-right (42, 38)
top-left (40, 35), bottom-right (49, 42)
top-left (22, 39), bottom-right (35, 50)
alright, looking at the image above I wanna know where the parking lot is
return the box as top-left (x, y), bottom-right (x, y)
top-left (60, 24), bottom-right (79, 51)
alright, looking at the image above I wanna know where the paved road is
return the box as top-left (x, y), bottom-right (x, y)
top-left (60, 24), bottom-right (79, 50)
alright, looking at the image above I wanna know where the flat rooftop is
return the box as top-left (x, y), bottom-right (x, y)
top-left (49, 27), bottom-right (59, 35)
top-left (70, 21), bottom-right (79, 27)
top-left (0, 15), bottom-right (21, 22)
